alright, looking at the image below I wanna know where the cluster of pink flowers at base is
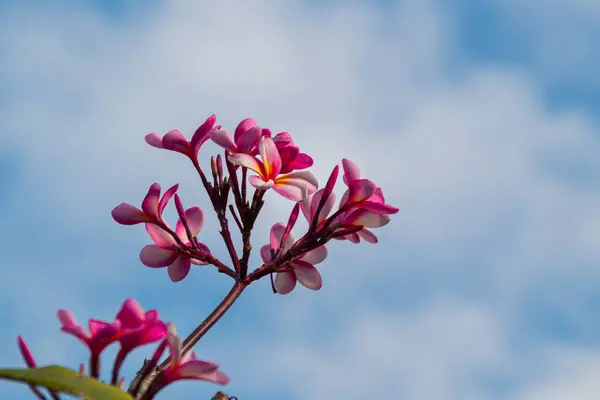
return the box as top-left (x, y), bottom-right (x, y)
top-left (17, 299), bottom-right (228, 399)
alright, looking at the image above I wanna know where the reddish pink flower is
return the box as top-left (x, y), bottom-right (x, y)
top-left (261, 222), bottom-right (327, 294)
top-left (229, 136), bottom-right (318, 201)
top-left (210, 117), bottom-right (265, 155)
top-left (140, 205), bottom-right (210, 282)
top-left (58, 310), bottom-right (123, 356)
top-left (300, 187), bottom-right (337, 230)
top-left (112, 182), bottom-right (179, 225)
top-left (158, 324), bottom-right (229, 387)
top-left (145, 114), bottom-right (216, 159)
top-left (115, 299), bottom-right (168, 353)
top-left (270, 132), bottom-right (313, 174)
top-left (329, 159), bottom-right (398, 243)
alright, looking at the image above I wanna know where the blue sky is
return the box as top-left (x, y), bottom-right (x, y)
top-left (1, 0), bottom-right (600, 399)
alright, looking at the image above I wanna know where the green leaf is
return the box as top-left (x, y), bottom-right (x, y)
top-left (0, 365), bottom-right (133, 400)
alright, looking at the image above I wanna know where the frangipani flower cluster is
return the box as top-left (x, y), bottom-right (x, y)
top-left (10, 113), bottom-right (397, 399)
top-left (17, 299), bottom-right (227, 399)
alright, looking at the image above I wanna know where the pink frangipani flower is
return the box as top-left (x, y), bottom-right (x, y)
top-left (261, 222), bottom-right (327, 295)
top-left (140, 201), bottom-right (211, 282)
top-left (145, 114), bottom-right (216, 160)
top-left (111, 182), bottom-right (179, 225)
top-left (115, 298), bottom-right (168, 354)
top-left (210, 117), bottom-right (265, 155)
top-left (228, 136), bottom-right (318, 201)
top-left (155, 324), bottom-right (229, 390)
top-left (270, 132), bottom-right (313, 174)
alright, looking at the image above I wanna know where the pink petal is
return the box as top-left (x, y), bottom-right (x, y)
top-left (272, 131), bottom-right (293, 146)
top-left (260, 244), bottom-right (274, 264)
top-left (88, 319), bottom-right (120, 338)
top-left (175, 206), bottom-right (205, 240)
top-left (168, 256), bottom-right (191, 282)
top-left (208, 370), bottom-right (230, 385)
top-left (348, 179), bottom-right (377, 202)
top-left (248, 175), bottom-right (274, 190)
top-left (269, 222), bottom-right (294, 251)
top-left (228, 153), bottom-right (264, 175)
top-left (300, 193), bottom-right (313, 222)
top-left (115, 299), bottom-right (145, 328)
top-left (162, 130), bottom-right (190, 155)
top-left (274, 271), bottom-right (297, 295)
top-left (141, 183), bottom-right (161, 219)
top-left (166, 324), bottom-right (182, 365)
top-left (308, 188), bottom-right (335, 224)
top-left (234, 118), bottom-right (257, 143)
top-left (358, 228), bottom-right (378, 243)
top-left (346, 232), bottom-right (361, 243)
top-left (145, 133), bottom-right (164, 149)
top-left (272, 181), bottom-right (307, 201)
top-left (236, 126), bottom-right (261, 153)
top-left (111, 203), bottom-right (151, 225)
top-left (279, 170), bottom-right (318, 194)
top-left (158, 184), bottom-right (179, 216)
top-left (176, 360), bottom-right (220, 378)
top-left (190, 114), bottom-right (216, 156)
top-left (287, 152), bottom-right (313, 170)
top-left (210, 129), bottom-right (237, 153)
top-left (259, 136), bottom-right (282, 179)
top-left (146, 223), bottom-right (177, 247)
top-left (342, 158), bottom-right (361, 184)
top-left (359, 200), bottom-right (400, 214)
top-left (140, 245), bottom-right (178, 267)
top-left (293, 261), bottom-right (322, 290)
top-left (347, 209), bottom-right (391, 228)
top-left (301, 245), bottom-right (327, 264)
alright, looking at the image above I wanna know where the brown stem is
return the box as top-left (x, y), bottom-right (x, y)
top-left (159, 280), bottom-right (248, 369)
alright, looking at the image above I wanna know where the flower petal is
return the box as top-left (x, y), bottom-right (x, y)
top-left (57, 310), bottom-right (89, 343)
top-left (260, 244), bottom-right (274, 264)
top-left (228, 153), bottom-right (264, 175)
top-left (158, 184), bottom-right (179, 216)
top-left (210, 129), bottom-right (237, 153)
top-left (347, 209), bottom-right (391, 228)
top-left (259, 136), bottom-right (282, 179)
top-left (274, 271), bottom-right (297, 295)
top-left (236, 126), bottom-right (262, 153)
top-left (140, 245), bottom-right (178, 267)
top-left (175, 206), bottom-right (205, 240)
top-left (234, 118), bottom-right (257, 143)
top-left (111, 203), bottom-right (151, 225)
top-left (176, 360), bottom-right (220, 378)
top-left (358, 200), bottom-right (399, 214)
top-left (166, 324), bottom-right (182, 365)
top-left (358, 228), bottom-right (378, 243)
top-left (301, 245), bottom-right (327, 264)
top-left (342, 158), bottom-right (361, 184)
top-left (162, 130), bottom-right (190, 155)
top-left (115, 299), bottom-right (145, 328)
top-left (272, 181), bottom-right (306, 201)
top-left (348, 179), bottom-right (377, 202)
top-left (292, 261), bottom-right (322, 290)
top-left (145, 133), bottom-right (164, 149)
top-left (278, 170), bottom-right (318, 194)
top-left (269, 222), bottom-right (294, 251)
top-left (146, 223), bottom-right (176, 247)
top-left (190, 114), bottom-right (216, 156)
top-left (168, 256), bottom-right (191, 282)
top-left (248, 175), bottom-right (274, 190)
top-left (141, 183), bottom-right (161, 219)
top-left (287, 152), bottom-right (313, 171)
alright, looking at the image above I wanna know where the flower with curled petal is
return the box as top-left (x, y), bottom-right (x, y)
top-left (145, 114), bottom-right (216, 160)
top-left (150, 324), bottom-right (229, 395)
top-left (210, 117), bottom-right (265, 155)
top-left (111, 182), bottom-right (179, 225)
top-left (228, 136), bottom-right (318, 201)
top-left (140, 204), bottom-right (211, 282)
top-left (270, 131), bottom-right (313, 174)
top-left (261, 222), bottom-right (327, 294)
